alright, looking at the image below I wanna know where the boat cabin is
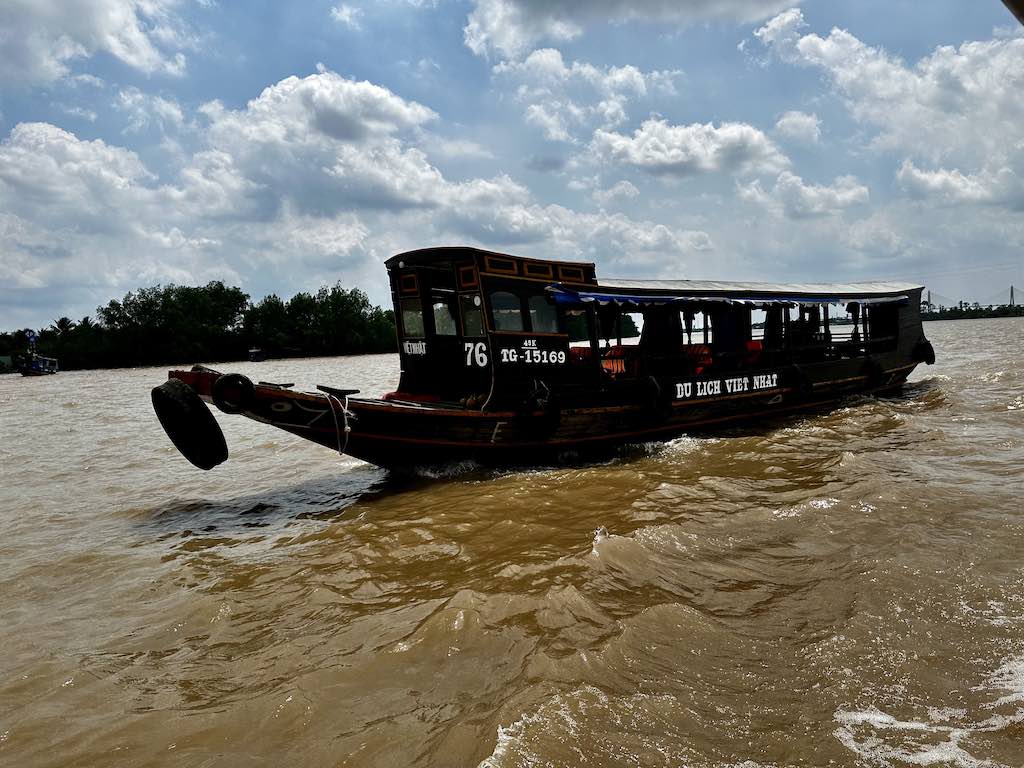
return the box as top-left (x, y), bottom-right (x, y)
top-left (385, 246), bottom-right (926, 409)
top-left (19, 353), bottom-right (59, 376)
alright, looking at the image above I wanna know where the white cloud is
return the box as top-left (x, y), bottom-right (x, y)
top-left (774, 110), bottom-right (821, 144)
top-left (56, 104), bottom-right (99, 122)
top-left (419, 137), bottom-right (495, 160)
top-left (203, 70), bottom-right (436, 146)
top-left (494, 48), bottom-right (679, 142)
top-left (752, 6), bottom-right (805, 54)
top-left (495, 48), bottom-right (677, 96)
top-left (593, 180), bottom-right (639, 207)
top-left (117, 87), bottom-right (185, 133)
top-left (466, 0), bottom-right (801, 59)
top-left (0, 122), bottom-right (235, 324)
top-left (740, 170), bottom-right (868, 218)
top-left (0, 0), bottom-right (193, 86)
top-left (755, 9), bottom-right (1024, 173)
top-left (0, 68), bottom-right (712, 325)
top-left (897, 159), bottom-right (1024, 209)
top-left (521, 101), bottom-right (577, 142)
top-left (443, 201), bottom-right (712, 266)
top-left (280, 209), bottom-right (369, 265)
top-left (191, 70), bottom-right (533, 222)
top-left (465, 0), bottom-right (580, 60)
top-left (69, 73), bottom-right (106, 88)
top-left (592, 118), bottom-right (788, 178)
top-left (840, 211), bottom-right (907, 257)
top-left (186, 71), bottom-right (453, 213)
top-left (330, 4), bottom-right (363, 30)
top-left (0, 123), bottom-right (156, 221)
top-left (174, 148), bottom-right (267, 219)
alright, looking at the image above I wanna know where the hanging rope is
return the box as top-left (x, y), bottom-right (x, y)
top-left (324, 393), bottom-right (353, 457)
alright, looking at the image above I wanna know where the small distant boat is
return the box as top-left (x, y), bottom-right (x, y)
top-left (152, 246), bottom-right (935, 472)
top-left (248, 347), bottom-right (266, 362)
top-left (20, 354), bottom-right (59, 376)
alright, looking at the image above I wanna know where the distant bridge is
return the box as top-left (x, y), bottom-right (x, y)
top-left (923, 286), bottom-right (1016, 310)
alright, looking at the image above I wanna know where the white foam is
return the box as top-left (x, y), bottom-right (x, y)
top-left (808, 497), bottom-right (840, 510)
top-left (477, 711), bottom-right (542, 768)
top-left (773, 496), bottom-right (840, 519)
top-left (927, 707), bottom-right (967, 723)
top-left (834, 708), bottom-right (983, 767)
top-left (411, 460), bottom-right (481, 479)
top-left (835, 653), bottom-right (1024, 766)
top-left (986, 656), bottom-right (1024, 709)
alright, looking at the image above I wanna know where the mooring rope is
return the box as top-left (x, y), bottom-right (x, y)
top-left (324, 393), bottom-right (353, 457)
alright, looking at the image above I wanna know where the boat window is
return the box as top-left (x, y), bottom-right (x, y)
top-left (461, 294), bottom-right (485, 337)
top-left (561, 308), bottom-right (591, 344)
top-left (750, 308), bottom-right (767, 340)
top-left (490, 290), bottom-right (524, 332)
top-left (618, 312), bottom-right (644, 346)
top-left (528, 295), bottom-right (558, 333)
top-left (787, 305), bottom-right (821, 347)
top-left (561, 307), bottom-right (595, 365)
top-left (682, 310), bottom-right (713, 345)
top-left (401, 298), bottom-right (425, 338)
top-left (432, 293), bottom-right (458, 336)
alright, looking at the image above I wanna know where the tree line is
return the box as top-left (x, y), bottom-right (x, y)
top-left (921, 303), bottom-right (1024, 322)
top-left (0, 282), bottom-right (396, 371)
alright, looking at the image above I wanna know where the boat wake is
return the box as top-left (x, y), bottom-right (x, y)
top-left (835, 655), bottom-right (1024, 767)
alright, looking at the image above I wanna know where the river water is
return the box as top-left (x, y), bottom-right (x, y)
top-left (1, 317), bottom-right (1022, 767)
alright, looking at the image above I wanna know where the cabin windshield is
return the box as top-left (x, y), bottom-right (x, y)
top-left (431, 291), bottom-right (458, 336)
top-left (490, 290), bottom-right (524, 332)
top-left (528, 295), bottom-right (558, 333)
top-left (461, 294), bottom-right (485, 337)
top-left (401, 298), bottom-right (425, 338)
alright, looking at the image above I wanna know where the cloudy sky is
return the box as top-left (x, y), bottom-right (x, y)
top-left (1, 0), bottom-right (1022, 328)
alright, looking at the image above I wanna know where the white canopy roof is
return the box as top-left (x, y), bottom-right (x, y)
top-left (600, 278), bottom-right (922, 298)
top-left (549, 278), bottom-right (922, 307)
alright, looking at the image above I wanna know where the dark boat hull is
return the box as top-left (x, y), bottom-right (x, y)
top-left (168, 356), bottom-right (919, 471)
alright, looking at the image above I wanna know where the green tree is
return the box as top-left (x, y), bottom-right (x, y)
top-left (3, 279), bottom-right (397, 369)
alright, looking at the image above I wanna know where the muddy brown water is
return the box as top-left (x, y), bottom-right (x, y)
top-left (1, 318), bottom-right (1022, 767)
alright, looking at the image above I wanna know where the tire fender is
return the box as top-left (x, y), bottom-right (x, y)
top-left (212, 373), bottom-right (255, 415)
top-left (151, 378), bottom-right (228, 470)
top-left (913, 339), bottom-right (936, 365)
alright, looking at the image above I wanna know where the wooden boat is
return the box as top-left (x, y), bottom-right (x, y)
top-left (19, 353), bottom-right (59, 376)
top-left (152, 247), bottom-right (935, 471)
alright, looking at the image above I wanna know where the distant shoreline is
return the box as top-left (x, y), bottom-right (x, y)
top-left (921, 306), bottom-right (1023, 322)
top-left (0, 281), bottom-right (397, 373)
